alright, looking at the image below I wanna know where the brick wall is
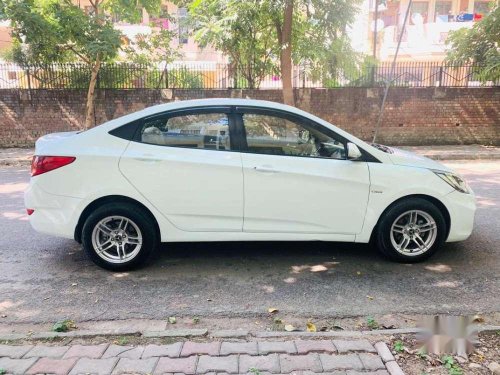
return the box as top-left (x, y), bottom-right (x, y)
top-left (0, 87), bottom-right (498, 147)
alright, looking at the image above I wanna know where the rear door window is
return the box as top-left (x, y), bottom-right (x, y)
top-left (141, 112), bottom-right (232, 151)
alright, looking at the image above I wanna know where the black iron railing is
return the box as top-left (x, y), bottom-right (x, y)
top-left (0, 62), bottom-right (497, 89)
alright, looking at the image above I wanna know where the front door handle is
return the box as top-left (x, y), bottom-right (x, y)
top-left (254, 166), bottom-right (278, 173)
top-left (132, 157), bottom-right (161, 163)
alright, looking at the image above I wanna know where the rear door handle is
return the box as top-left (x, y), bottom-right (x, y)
top-left (254, 166), bottom-right (278, 173)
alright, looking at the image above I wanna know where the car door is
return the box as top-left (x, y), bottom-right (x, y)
top-left (119, 107), bottom-right (244, 232)
top-left (237, 107), bottom-right (370, 234)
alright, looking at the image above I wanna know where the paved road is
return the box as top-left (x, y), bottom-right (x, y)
top-left (0, 161), bottom-right (499, 325)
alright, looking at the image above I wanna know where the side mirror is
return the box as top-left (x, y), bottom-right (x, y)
top-left (347, 142), bottom-right (363, 161)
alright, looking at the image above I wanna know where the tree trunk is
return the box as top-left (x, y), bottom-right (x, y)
top-left (84, 57), bottom-right (101, 129)
top-left (280, 0), bottom-right (294, 106)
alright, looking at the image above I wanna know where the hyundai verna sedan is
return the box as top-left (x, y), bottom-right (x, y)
top-left (25, 99), bottom-right (476, 270)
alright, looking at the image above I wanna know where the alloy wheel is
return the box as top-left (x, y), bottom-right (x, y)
top-left (91, 215), bottom-right (143, 264)
top-left (389, 210), bottom-right (438, 256)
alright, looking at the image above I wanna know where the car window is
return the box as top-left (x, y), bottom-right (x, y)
top-left (242, 113), bottom-right (345, 159)
top-left (141, 113), bottom-right (231, 151)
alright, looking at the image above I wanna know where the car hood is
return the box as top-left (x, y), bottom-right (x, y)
top-left (388, 147), bottom-right (452, 172)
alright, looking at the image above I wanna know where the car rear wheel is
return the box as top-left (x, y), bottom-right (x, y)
top-left (375, 198), bottom-right (447, 262)
top-left (82, 202), bottom-right (158, 270)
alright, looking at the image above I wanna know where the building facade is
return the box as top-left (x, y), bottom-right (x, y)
top-left (366, 0), bottom-right (495, 62)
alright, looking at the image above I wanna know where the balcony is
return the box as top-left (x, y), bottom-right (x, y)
top-left (379, 21), bottom-right (474, 60)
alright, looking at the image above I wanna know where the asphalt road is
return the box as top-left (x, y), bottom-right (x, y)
top-left (0, 161), bottom-right (499, 325)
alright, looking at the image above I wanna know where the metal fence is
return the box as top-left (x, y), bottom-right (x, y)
top-left (0, 62), bottom-right (497, 90)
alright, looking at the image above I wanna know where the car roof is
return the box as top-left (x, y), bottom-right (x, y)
top-left (140, 98), bottom-right (305, 116)
top-left (100, 98), bottom-right (318, 133)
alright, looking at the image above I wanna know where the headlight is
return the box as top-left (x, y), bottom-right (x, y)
top-left (433, 170), bottom-right (470, 194)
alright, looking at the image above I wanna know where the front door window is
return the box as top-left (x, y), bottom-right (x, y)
top-left (242, 113), bottom-right (346, 160)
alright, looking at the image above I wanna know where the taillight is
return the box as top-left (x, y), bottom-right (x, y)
top-left (27, 209), bottom-right (35, 215)
top-left (31, 156), bottom-right (76, 177)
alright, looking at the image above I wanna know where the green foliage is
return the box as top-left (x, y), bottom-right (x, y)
top-left (103, 0), bottom-right (161, 24)
top-left (189, 0), bottom-right (278, 88)
top-left (393, 340), bottom-right (404, 353)
top-left (366, 316), bottom-right (379, 330)
top-left (446, 6), bottom-right (500, 83)
top-left (249, 368), bottom-right (262, 375)
top-left (416, 347), bottom-right (427, 358)
top-left (124, 27), bottom-right (180, 65)
top-left (1, 0), bottom-right (121, 66)
top-left (52, 319), bottom-right (75, 332)
top-left (115, 336), bottom-right (129, 345)
top-left (441, 355), bottom-right (463, 375)
top-left (1, 0), bottom-right (168, 67)
top-left (188, 0), bottom-right (362, 88)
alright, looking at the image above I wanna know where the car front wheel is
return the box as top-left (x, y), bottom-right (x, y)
top-left (82, 202), bottom-right (158, 270)
top-left (375, 198), bottom-right (447, 262)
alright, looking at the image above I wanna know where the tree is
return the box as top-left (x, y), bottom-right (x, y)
top-left (273, 0), bottom-right (294, 105)
top-left (446, 6), bottom-right (499, 83)
top-left (1, 0), bottom-right (163, 128)
top-left (187, 0), bottom-right (361, 105)
top-left (187, 0), bottom-right (278, 89)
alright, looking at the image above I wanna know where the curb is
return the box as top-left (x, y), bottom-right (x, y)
top-left (417, 154), bottom-right (500, 161)
top-left (1, 325), bottom-right (498, 342)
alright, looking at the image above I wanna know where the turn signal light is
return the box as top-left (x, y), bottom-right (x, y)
top-left (31, 156), bottom-right (76, 177)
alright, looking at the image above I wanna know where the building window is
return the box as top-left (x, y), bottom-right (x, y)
top-left (178, 7), bottom-right (189, 44)
top-left (411, 1), bottom-right (429, 24)
top-left (435, 1), bottom-right (452, 21)
top-left (474, 1), bottom-right (492, 16)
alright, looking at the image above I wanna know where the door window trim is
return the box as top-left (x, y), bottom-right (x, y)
top-left (234, 106), bottom-right (349, 160)
top-left (132, 106), bottom-right (240, 152)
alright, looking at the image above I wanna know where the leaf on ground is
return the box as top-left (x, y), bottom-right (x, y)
top-left (310, 265), bottom-right (328, 272)
top-left (52, 319), bottom-right (76, 332)
top-left (306, 322), bottom-right (317, 332)
top-left (472, 314), bottom-right (485, 323)
top-left (168, 317), bottom-right (177, 324)
top-left (268, 308), bottom-right (279, 314)
top-left (284, 324), bottom-right (297, 332)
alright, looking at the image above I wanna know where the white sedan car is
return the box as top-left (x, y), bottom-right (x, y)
top-left (25, 99), bottom-right (476, 270)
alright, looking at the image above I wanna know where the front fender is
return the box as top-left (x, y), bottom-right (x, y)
top-left (356, 164), bottom-right (454, 243)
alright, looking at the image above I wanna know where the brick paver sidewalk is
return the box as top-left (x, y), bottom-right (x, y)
top-left (0, 339), bottom-right (404, 375)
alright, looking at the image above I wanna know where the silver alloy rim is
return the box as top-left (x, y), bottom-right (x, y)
top-left (390, 210), bottom-right (438, 256)
top-left (91, 216), bottom-right (143, 264)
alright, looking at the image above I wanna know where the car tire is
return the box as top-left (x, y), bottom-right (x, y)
top-left (375, 198), bottom-right (447, 262)
top-left (81, 202), bottom-right (158, 271)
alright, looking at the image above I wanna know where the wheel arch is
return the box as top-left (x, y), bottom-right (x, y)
top-left (74, 195), bottom-right (161, 243)
top-left (369, 194), bottom-right (451, 243)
